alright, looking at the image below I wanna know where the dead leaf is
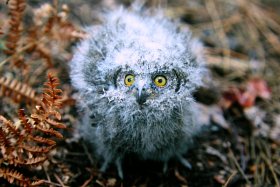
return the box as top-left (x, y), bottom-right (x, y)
top-left (221, 78), bottom-right (271, 109)
top-left (247, 78), bottom-right (271, 99)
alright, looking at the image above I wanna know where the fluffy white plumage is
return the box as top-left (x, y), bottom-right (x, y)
top-left (70, 5), bottom-right (206, 178)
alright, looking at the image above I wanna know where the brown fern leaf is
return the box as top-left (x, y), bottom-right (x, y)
top-left (31, 107), bottom-right (61, 122)
top-left (20, 144), bottom-right (55, 153)
top-left (0, 115), bottom-right (20, 137)
top-left (0, 126), bottom-right (13, 158)
top-left (0, 74), bottom-right (65, 186)
top-left (6, 155), bottom-right (46, 167)
top-left (18, 179), bottom-right (45, 187)
top-left (29, 73), bottom-right (65, 139)
top-left (0, 76), bottom-right (40, 104)
top-left (0, 167), bottom-right (44, 186)
top-left (15, 156), bottom-right (47, 166)
top-left (28, 135), bottom-right (56, 146)
top-left (42, 73), bottom-right (63, 108)
top-left (46, 118), bottom-right (66, 129)
top-left (18, 109), bottom-right (32, 134)
top-left (0, 128), bottom-right (9, 146)
top-left (31, 73), bottom-right (64, 123)
top-left (36, 125), bottom-right (63, 139)
top-left (5, 0), bottom-right (28, 70)
top-left (0, 168), bottom-right (30, 186)
top-left (4, 0), bottom-right (26, 56)
top-left (48, 110), bottom-right (62, 120)
top-left (30, 180), bottom-right (45, 187)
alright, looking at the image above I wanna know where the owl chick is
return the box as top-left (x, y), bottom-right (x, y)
top-left (70, 5), bottom-right (206, 178)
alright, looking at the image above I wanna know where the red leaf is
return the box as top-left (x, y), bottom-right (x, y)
top-left (247, 78), bottom-right (271, 99)
top-left (238, 91), bottom-right (256, 108)
top-left (221, 78), bottom-right (271, 109)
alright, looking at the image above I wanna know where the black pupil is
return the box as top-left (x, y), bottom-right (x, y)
top-left (158, 78), bottom-right (163, 83)
top-left (127, 78), bottom-right (131, 82)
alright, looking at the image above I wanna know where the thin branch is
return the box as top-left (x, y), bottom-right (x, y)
top-left (54, 174), bottom-right (68, 187)
top-left (261, 153), bottom-right (279, 186)
top-left (228, 149), bottom-right (251, 184)
top-left (223, 170), bottom-right (238, 187)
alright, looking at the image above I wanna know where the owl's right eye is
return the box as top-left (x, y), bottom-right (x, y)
top-left (124, 74), bottom-right (135, 86)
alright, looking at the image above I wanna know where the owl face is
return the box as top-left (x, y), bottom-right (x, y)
top-left (115, 66), bottom-right (179, 107)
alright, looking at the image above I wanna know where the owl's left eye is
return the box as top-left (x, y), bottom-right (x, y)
top-left (154, 75), bottom-right (167, 88)
top-left (124, 74), bottom-right (135, 86)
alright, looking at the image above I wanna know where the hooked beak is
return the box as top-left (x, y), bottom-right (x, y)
top-left (135, 79), bottom-right (150, 105)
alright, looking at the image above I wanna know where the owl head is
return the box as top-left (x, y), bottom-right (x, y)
top-left (70, 7), bottom-right (205, 125)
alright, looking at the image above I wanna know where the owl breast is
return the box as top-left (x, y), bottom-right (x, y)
top-left (93, 100), bottom-right (192, 161)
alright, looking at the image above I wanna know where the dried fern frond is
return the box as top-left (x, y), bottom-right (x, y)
top-left (0, 168), bottom-right (29, 185)
top-left (0, 76), bottom-right (40, 105)
top-left (20, 144), bottom-right (54, 153)
top-left (42, 73), bottom-right (63, 110)
top-left (0, 168), bottom-right (44, 187)
top-left (1, 0), bottom-right (85, 72)
top-left (39, 3), bottom-right (87, 41)
top-left (31, 73), bottom-right (66, 139)
top-left (0, 115), bottom-right (19, 137)
top-left (14, 156), bottom-right (48, 166)
top-left (0, 127), bottom-right (9, 147)
top-left (4, 0), bottom-right (26, 55)
top-left (28, 135), bottom-right (56, 146)
top-left (4, 0), bottom-right (27, 69)
top-left (22, 3), bottom-right (87, 68)
top-left (0, 73), bottom-right (66, 186)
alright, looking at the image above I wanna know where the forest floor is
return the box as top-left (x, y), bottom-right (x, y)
top-left (0, 0), bottom-right (279, 186)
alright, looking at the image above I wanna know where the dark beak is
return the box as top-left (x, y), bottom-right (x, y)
top-left (135, 79), bottom-right (150, 105)
top-left (136, 90), bottom-right (149, 105)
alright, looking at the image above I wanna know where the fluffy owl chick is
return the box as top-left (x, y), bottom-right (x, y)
top-left (70, 6), bottom-right (205, 178)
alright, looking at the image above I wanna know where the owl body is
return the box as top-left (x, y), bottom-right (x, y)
top-left (70, 6), bottom-right (205, 177)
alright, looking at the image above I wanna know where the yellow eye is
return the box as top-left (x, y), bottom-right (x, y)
top-left (124, 74), bottom-right (135, 86)
top-left (154, 75), bottom-right (167, 87)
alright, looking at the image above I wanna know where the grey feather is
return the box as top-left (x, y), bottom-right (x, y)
top-left (70, 6), bottom-right (206, 177)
